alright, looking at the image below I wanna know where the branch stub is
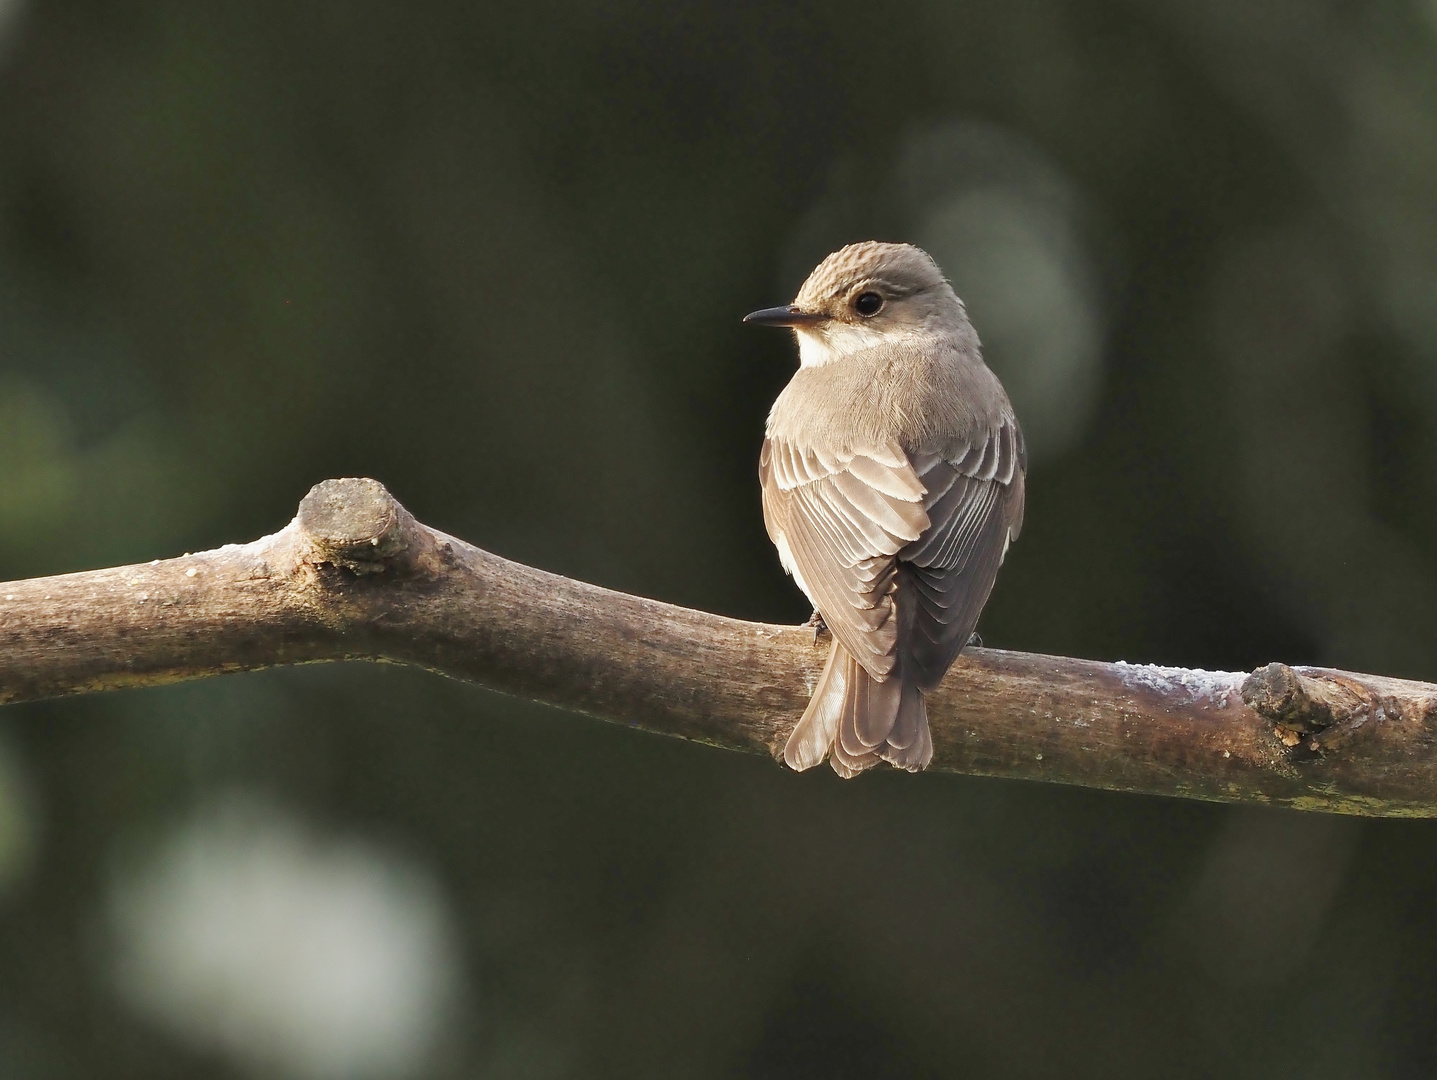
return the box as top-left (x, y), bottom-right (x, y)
top-left (297, 478), bottom-right (408, 572)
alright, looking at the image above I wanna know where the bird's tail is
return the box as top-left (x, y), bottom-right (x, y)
top-left (783, 642), bottom-right (933, 778)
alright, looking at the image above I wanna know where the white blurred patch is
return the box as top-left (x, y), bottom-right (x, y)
top-left (106, 795), bottom-right (461, 1080)
top-left (784, 120), bottom-right (1109, 463)
top-left (900, 123), bottom-right (1108, 462)
top-left (913, 191), bottom-right (1103, 461)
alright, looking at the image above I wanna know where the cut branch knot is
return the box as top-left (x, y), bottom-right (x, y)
top-left (1241, 661), bottom-right (1401, 753)
top-left (297, 478), bottom-right (416, 574)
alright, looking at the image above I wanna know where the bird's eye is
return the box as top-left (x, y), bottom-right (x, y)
top-left (853, 291), bottom-right (884, 317)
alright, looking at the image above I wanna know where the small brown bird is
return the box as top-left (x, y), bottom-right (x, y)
top-left (745, 241), bottom-right (1026, 777)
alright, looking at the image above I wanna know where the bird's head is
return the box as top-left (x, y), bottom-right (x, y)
top-left (744, 241), bottom-right (970, 367)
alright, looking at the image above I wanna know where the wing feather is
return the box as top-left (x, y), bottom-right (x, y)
top-left (845, 454), bottom-right (928, 500)
top-left (898, 418), bottom-right (1026, 690)
top-left (761, 438), bottom-right (928, 679)
top-left (830, 471), bottom-right (926, 540)
top-left (761, 418), bottom-right (1025, 695)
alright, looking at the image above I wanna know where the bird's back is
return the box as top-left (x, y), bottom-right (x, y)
top-left (765, 336), bottom-right (1013, 462)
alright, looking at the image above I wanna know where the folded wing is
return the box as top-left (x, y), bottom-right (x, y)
top-left (759, 436), bottom-right (928, 679)
top-left (902, 418), bottom-right (1026, 691)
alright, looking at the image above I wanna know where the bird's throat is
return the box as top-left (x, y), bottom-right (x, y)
top-left (796, 325), bottom-right (894, 368)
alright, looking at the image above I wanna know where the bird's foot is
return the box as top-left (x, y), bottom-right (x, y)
top-left (966, 630), bottom-right (983, 648)
top-left (804, 610), bottom-right (828, 644)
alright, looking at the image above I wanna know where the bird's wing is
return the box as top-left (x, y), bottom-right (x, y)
top-left (901, 418), bottom-right (1027, 690)
top-left (759, 436), bottom-right (929, 679)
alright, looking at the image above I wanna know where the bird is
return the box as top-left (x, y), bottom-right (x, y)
top-left (744, 241), bottom-right (1026, 777)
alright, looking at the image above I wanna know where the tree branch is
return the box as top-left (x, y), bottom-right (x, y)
top-left (2, 478), bottom-right (1434, 816)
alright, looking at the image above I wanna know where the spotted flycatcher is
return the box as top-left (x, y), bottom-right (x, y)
top-left (746, 241), bottom-right (1026, 777)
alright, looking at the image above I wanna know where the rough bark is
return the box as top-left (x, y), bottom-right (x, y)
top-left (2, 478), bottom-right (1434, 816)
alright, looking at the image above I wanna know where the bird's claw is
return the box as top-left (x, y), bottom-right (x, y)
top-left (805, 610), bottom-right (828, 645)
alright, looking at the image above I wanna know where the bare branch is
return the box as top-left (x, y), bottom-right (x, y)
top-left (2, 478), bottom-right (1434, 816)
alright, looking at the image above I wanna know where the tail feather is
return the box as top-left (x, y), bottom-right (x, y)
top-left (783, 645), bottom-right (847, 772)
top-left (839, 653), bottom-right (902, 756)
top-left (848, 659), bottom-right (904, 751)
top-left (830, 731), bottom-right (880, 778)
top-left (879, 685), bottom-right (932, 771)
top-left (783, 641), bottom-right (933, 777)
top-left (885, 677), bottom-right (925, 751)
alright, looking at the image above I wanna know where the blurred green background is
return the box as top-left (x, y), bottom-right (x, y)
top-left (2, 0), bottom-right (1437, 1076)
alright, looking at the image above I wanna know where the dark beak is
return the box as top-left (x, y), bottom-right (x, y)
top-left (742, 305), bottom-right (827, 328)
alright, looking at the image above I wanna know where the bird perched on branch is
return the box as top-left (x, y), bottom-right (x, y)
top-left (745, 241), bottom-right (1026, 777)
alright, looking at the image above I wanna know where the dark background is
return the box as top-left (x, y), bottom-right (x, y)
top-left (1, 0), bottom-right (1436, 1076)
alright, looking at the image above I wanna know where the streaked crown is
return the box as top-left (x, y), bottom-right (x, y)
top-left (793, 241), bottom-right (947, 310)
